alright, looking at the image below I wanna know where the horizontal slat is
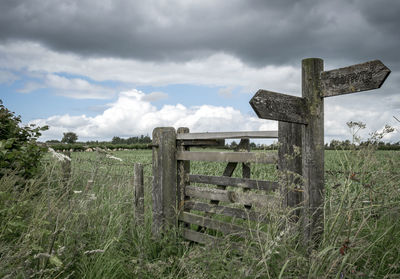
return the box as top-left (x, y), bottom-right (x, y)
top-left (184, 201), bottom-right (269, 223)
top-left (178, 139), bottom-right (225, 146)
top-left (176, 151), bottom-right (278, 164)
top-left (176, 131), bottom-right (278, 140)
top-left (179, 212), bottom-right (248, 236)
top-left (185, 186), bottom-right (278, 208)
top-left (189, 174), bottom-right (279, 191)
top-left (183, 228), bottom-right (218, 245)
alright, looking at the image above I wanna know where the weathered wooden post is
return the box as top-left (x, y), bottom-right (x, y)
top-left (278, 122), bottom-right (302, 220)
top-left (177, 127), bottom-right (190, 212)
top-left (250, 57), bottom-right (391, 249)
top-left (240, 138), bottom-right (252, 209)
top-left (152, 127), bottom-right (177, 236)
top-left (301, 58), bottom-right (324, 247)
top-left (134, 163), bottom-right (144, 223)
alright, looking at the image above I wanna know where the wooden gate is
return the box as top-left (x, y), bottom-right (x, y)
top-left (151, 58), bottom-right (390, 246)
top-left (152, 127), bottom-right (302, 245)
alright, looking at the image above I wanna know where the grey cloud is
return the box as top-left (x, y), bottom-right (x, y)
top-left (0, 0), bottom-right (399, 69)
top-left (142, 92), bottom-right (168, 102)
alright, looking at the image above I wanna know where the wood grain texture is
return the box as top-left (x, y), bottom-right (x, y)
top-left (278, 121), bottom-right (302, 218)
top-left (178, 139), bottom-right (225, 147)
top-left (177, 127), bottom-right (190, 212)
top-left (183, 229), bottom-right (218, 245)
top-left (176, 151), bottom-right (278, 164)
top-left (321, 60), bottom-right (391, 97)
top-left (189, 174), bottom-right (279, 191)
top-left (185, 186), bottom-right (278, 208)
top-left (302, 58), bottom-right (325, 247)
top-left (152, 127), bottom-right (177, 236)
top-left (179, 212), bottom-right (249, 236)
top-left (184, 201), bottom-right (269, 223)
top-left (176, 130), bottom-right (278, 140)
top-left (249, 89), bottom-right (308, 124)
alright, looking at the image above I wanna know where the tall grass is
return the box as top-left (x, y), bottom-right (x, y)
top-left (1, 147), bottom-right (399, 278)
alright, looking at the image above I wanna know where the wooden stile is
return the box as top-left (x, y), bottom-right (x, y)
top-left (183, 229), bottom-right (218, 245)
top-left (176, 151), bottom-right (278, 164)
top-left (184, 201), bottom-right (269, 223)
top-left (176, 130), bottom-right (278, 140)
top-left (179, 212), bottom-right (251, 237)
top-left (152, 127), bottom-right (177, 236)
top-left (185, 185), bottom-right (279, 208)
top-left (278, 121), bottom-right (302, 217)
top-left (177, 127), bottom-right (190, 211)
top-left (189, 174), bottom-right (279, 192)
top-left (179, 139), bottom-right (225, 147)
top-left (302, 58), bottom-right (325, 247)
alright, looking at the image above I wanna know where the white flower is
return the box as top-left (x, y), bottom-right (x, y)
top-left (48, 147), bottom-right (71, 162)
top-left (106, 154), bottom-right (123, 161)
top-left (84, 249), bottom-right (104, 255)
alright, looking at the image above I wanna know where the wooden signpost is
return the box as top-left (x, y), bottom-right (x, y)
top-left (250, 58), bottom-right (391, 247)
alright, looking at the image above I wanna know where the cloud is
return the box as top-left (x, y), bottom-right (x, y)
top-left (31, 89), bottom-right (400, 143)
top-left (0, 41), bottom-right (300, 94)
top-left (16, 73), bottom-right (115, 99)
top-left (17, 81), bottom-right (44, 93)
top-left (0, 70), bottom-right (18, 84)
top-left (32, 89), bottom-right (277, 141)
top-left (218, 86), bottom-right (235, 98)
top-left (0, 0), bottom-right (399, 70)
top-left (142, 92), bottom-right (168, 102)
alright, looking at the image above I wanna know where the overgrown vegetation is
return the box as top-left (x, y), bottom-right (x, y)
top-left (0, 100), bottom-right (48, 180)
top-left (1, 101), bottom-right (399, 277)
top-left (1, 142), bottom-right (399, 278)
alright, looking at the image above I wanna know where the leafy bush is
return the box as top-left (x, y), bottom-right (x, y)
top-left (0, 100), bottom-right (48, 179)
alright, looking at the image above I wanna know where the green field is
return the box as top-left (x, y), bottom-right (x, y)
top-left (1, 148), bottom-right (399, 278)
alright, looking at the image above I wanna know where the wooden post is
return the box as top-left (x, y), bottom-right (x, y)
top-left (177, 127), bottom-right (190, 212)
top-left (241, 138), bottom-right (252, 209)
top-left (278, 122), bottom-right (302, 220)
top-left (301, 58), bottom-right (324, 247)
top-left (134, 163), bottom-right (144, 223)
top-left (152, 127), bottom-right (177, 236)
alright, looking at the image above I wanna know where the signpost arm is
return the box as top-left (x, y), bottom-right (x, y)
top-left (301, 58), bottom-right (325, 248)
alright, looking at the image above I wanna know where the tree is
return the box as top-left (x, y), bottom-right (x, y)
top-left (0, 100), bottom-right (48, 179)
top-left (61, 132), bottom-right (78, 144)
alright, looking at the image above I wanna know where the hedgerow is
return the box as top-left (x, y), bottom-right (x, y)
top-left (0, 100), bottom-right (48, 180)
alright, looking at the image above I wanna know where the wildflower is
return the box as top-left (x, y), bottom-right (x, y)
top-left (73, 190), bottom-right (82, 194)
top-left (106, 154), bottom-right (123, 161)
top-left (48, 147), bottom-right (71, 162)
top-left (34, 253), bottom-right (51, 259)
top-left (84, 249), bottom-right (105, 255)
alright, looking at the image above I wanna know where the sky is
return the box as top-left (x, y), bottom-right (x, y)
top-left (0, 0), bottom-right (399, 143)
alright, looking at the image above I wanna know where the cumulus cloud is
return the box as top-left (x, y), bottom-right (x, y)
top-left (32, 89), bottom-right (277, 141)
top-left (31, 89), bottom-right (400, 143)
